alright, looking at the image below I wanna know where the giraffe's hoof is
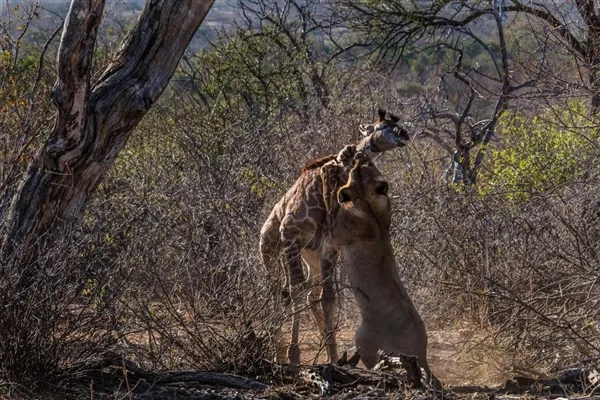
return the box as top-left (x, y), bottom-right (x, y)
top-left (275, 353), bottom-right (287, 364)
top-left (354, 151), bottom-right (369, 162)
top-left (281, 287), bottom-right (291, 306)
top-left (338, 145), bottom-right (357, 162)
top-left (288, 343), bottom-right (300, 364)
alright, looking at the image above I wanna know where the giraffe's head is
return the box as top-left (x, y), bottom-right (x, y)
top-left (358, 109), bottom-right (410, 152)
top-left (332, 152), bottom-right (392, 245)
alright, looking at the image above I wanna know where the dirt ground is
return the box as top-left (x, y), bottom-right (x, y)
top-left (289, 312), bottom-right (515, 388)
top-left (30, 310), bottom-right (593, 400)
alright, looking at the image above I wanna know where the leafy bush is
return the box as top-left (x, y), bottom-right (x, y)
top-left (481, 103), bottom-right (597, 201)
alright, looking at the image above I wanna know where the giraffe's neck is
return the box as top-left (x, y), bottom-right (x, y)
top-left (356, 135), bottom-right (378, 160)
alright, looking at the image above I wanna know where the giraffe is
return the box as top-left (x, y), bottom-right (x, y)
top-left (259, 109), bottom-right (410, 364)
top-left (330, 153), bottom-right (442, 389)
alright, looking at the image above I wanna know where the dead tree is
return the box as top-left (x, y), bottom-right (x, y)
top-left (340, 1), bottom-right (537, 185)
top-left (232, 0), bottom-right (361, 122)
top-left (0, 0), bottom-right (214, 264)
top-left (423, 30), bottom-right (534, 186)
top-left (341, 0), bottom-right (600, 116)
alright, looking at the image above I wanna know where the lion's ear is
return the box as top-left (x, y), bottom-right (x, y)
top-left (338, 187), bottom-right (353, 204)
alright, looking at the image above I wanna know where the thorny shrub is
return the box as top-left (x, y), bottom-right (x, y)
top-left (391, 167), bottom-right (600, 374)
top-left (1, 2), bottom-right (600, 393)
top-left (0, 233), bottom-right (127, 390)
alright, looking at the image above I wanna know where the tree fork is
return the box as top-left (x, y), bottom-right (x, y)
top-left (1, 0), bottom-right (215, 263)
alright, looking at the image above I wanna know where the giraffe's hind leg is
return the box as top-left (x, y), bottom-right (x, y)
top-left (280, 213), bottom-right (311, 364)
top-left (259, 210), bottom-right (288, 363)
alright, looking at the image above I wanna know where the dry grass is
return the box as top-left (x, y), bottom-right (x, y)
top-left (1, 3), bottom-right (599, 394)
top-left (287, 301), bottom-right (536, 387)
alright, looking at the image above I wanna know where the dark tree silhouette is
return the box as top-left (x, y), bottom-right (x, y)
top-left (0, 0), bottom-right (215, 264)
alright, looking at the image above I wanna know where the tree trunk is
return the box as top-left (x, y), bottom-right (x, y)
top-left (587, 24), bottom-right (600, 116)
top-left (0, 0), bottom-right (214, 263)
top-left (589, 65), bottom-right (600, 116)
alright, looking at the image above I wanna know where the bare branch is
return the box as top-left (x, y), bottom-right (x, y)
top-left (50, 0), bottom-right (105, 142)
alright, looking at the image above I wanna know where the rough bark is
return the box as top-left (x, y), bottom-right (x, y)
top-left (0, 0), bottom-right (214, 262)
top-left (588, 58), bottom-right (600, 116)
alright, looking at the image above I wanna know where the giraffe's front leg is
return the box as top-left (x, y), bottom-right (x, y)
top-left (286, 241), bottom-right (306, 365)
top-left (320, 244), bottom-right (339, 364)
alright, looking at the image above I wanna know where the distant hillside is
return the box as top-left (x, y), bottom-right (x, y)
top-left (2, 0), bottom-right (241, 48)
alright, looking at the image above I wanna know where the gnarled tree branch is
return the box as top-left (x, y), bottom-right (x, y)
top-left (1, 0), bottom-right (215, 262)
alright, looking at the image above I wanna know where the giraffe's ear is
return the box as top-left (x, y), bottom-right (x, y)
top-left (359, 124), bottom-right (374, 136)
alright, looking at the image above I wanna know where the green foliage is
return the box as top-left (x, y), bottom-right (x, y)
top-left (239, 166), bottom-right (276, 198)
top-left (480, 103), bottom-right (596, 201)
top-left (184, 27), bottom-right (319, 124)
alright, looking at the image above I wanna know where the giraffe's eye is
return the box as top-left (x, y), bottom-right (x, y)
top-left (376, 182), bottom-right (389, 196)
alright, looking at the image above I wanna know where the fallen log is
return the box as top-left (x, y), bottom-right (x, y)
top-left (67, 352), bottom-right (268, 397)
